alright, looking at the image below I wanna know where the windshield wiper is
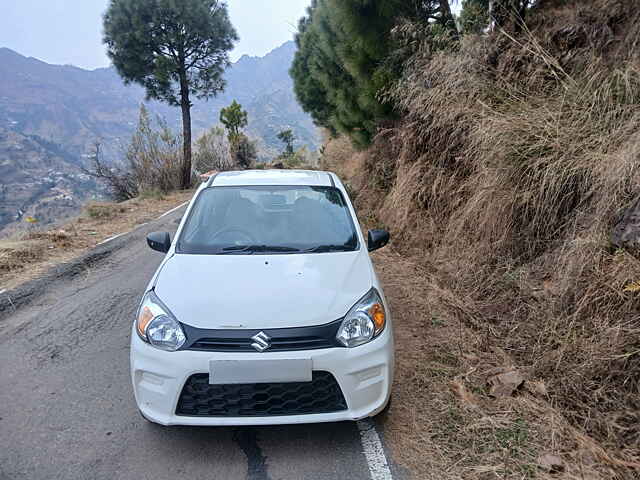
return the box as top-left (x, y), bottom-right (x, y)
top-left (302, 244), bottom-right (355, 253)
top-left (220, 245), bottom-right (301, 254)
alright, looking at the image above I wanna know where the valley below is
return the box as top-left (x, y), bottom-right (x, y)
top-left (0, 128), bottom-right (98, 235)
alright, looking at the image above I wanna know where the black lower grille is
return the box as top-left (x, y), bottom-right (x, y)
top-left (176, 371), bottom-right (347, 417)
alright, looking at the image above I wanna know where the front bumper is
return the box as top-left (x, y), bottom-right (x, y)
top-left (130, 324), bottom-right (394, 426)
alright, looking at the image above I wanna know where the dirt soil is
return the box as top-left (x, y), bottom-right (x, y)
top-left (0, 191), bottom-right (193, 291)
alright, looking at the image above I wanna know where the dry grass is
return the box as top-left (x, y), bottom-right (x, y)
top-left (372, 248), bottom-right (630, 479)
top-left (84, 202), bottom-right (129, 220)
top-left (331, 0), bottom-right (640, 477)
top-left (0, 240), bottom-right (48, 273)
top-left (0, 191), bottom-right (193, 290)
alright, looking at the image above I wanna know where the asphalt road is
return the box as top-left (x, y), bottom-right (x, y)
top-left (0, 206), bottom-right (399, 480)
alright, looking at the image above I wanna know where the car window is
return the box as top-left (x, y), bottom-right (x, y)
top-left (177, 186), bottom-right (359, 254)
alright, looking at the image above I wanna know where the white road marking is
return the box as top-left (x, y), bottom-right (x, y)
top-left (97, 203), bottom-right (185, 246)
top-left (97, 232), bottom-right (127, 246)
top-left (357, 419), bottom-right (393, 480)
top-left (158, 201), bottom-right (188, 219)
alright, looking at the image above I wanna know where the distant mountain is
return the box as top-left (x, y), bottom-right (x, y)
top-left (0, 42), bottom-right (319, 234)
top-left (0, 41), bottom-right (319, 161)
top-left (206, 41), bottom-right (320, 157)
top-left (225, 42), bottom-right (321, 157)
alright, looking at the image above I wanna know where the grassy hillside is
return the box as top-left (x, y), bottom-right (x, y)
top-left (323, 0), bottom-right (639, 476)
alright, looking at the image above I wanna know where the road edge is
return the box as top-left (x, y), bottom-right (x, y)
top-left (0, 232), bottom-right (132, 321)
top-left (0, 201), bottom-right (190, 321)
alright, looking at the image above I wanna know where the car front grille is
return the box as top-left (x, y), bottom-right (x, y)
top-left (189, 335), bottom-right (334, 352)
top-left (180, 319), bottom-right (344, 352)
top-left (175, 371), bottom-right (348, 417)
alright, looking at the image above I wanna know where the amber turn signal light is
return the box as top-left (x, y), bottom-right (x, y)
top-left (137, 306), bottom-right (154, 338)
top-left (369, 303), bottom-right (385, 333)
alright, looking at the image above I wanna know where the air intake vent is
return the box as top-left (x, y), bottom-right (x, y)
top-left (176, 371), bottom-right (347, 417)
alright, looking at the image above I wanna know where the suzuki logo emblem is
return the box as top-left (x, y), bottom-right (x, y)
top-left (251, 331), bottom-right (271, 352)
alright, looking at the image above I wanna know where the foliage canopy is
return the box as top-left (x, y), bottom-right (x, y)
top-left (219, 100), bottom-right (248, 141)
top-left (277, 129), bottom-right (295, 157)
top-left (291, 1), bottom-right (535, 148)
top-left (290, 0), bottom-right (459, 148)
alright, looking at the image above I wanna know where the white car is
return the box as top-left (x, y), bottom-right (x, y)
top-left (131, 169), bottom-right (393, 426)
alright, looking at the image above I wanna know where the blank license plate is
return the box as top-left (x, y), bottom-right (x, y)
top-left (209, 359), bottom-right (312, 385)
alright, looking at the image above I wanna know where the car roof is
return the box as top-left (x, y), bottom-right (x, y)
top-left (210, 169), bottom-right (335, 187)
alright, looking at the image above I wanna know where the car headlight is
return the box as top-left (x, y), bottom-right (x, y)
top-left (336, 289), bottom-right (386, 348)
top-left (136, 291), bottom-right (186, 352)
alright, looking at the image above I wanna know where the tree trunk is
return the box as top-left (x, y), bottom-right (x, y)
top-left (440, 1), bottom-right (460, 39)
top-left (179, 72), bottom-right (192, 190)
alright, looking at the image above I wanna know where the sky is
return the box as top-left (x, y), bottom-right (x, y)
top-left (0, 0), bottom-right (312, 70)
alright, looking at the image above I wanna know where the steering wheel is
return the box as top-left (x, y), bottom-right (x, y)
top-left (210, 227), bottom-right (256, 245)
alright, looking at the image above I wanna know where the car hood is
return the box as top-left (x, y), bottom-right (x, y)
top-left (153, 250), bottom-right (373, 329)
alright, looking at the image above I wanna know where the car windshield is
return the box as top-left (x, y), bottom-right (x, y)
top-left (177, 186), bottom-right (359, 254)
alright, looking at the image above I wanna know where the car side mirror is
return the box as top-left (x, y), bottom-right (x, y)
top-left (147, 232), bottom-right (171, 253)
top-left (367, 229), bottom-right (390, 252)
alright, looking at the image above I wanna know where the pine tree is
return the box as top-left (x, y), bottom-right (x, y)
top-left (277, 129), bottom-right (295, 156)
top-left (103, 0), bottom-right (238, 189)
top-left (290, 3), bottom-right (335, 133)
top-left (219, 100), bottom-right (248, 142)
top-left (290, 1), bottom-right (459, 148)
